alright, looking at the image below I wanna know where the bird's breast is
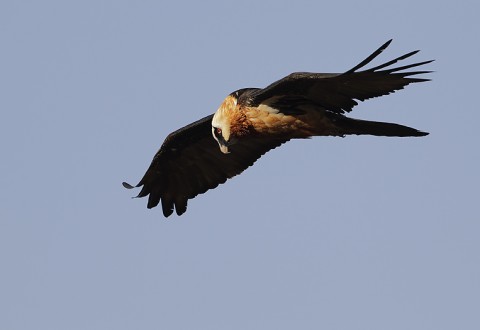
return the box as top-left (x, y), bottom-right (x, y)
top-left (244, 105), bottom-right (337, 137)
top-left (244, 106), bottom-right (302, 135)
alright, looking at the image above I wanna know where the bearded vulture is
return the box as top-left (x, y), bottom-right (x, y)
top-left (123, 39), bottom-right (432, 217)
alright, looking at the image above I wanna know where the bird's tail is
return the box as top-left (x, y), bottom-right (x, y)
top-left (332, 116), bottom-right (428, 137)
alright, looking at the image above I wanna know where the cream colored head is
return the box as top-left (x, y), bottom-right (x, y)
top-left (211, 95), bottom-right (237, 154)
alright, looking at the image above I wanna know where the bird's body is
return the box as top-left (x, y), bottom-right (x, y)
top-left (213, 93), bottom-right (334, 144)
top-left (124, 40), bottom-right (432, 217)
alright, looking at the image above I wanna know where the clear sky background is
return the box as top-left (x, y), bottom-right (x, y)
top-left (1, 1), bottom-right (479, 329)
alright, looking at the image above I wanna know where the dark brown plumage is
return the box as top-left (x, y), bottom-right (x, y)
top-left (123, 115), bottom-right (288, 217)
top-left (124, 39), bottom-right (432, 217)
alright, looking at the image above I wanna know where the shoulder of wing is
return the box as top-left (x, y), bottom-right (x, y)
top-left (159, 114), bottom-right (214, 153)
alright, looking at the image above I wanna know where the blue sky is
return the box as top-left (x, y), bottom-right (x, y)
top-left (1, 1), bottom-right (479, 329)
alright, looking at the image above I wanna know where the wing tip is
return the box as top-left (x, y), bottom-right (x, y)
top-left (345, 39), bottom-right (394, 74)
top-left (161, 198), bottom-right (174, 217)
top-left (122, 181), bottom-right (135, 189)
top-left (382, 38), bottom-right (393, 50)
top-left (418, 130), bottom-right (429, 137)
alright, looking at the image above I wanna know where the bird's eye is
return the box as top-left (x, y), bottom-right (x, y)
top-left (213, 127), bottom-right (222, 137)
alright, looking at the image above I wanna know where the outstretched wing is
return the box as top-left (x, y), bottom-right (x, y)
top-left (243, 39), bottom-right (433, 114)
top-left (123, 114), bottom-right (289, 217)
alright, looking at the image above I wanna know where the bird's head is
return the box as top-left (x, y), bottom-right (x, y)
top-left (212, 94), bottom-right (238, 154)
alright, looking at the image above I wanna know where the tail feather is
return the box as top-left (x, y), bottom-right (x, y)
top-left (334, 116), bottom-right (428, 137)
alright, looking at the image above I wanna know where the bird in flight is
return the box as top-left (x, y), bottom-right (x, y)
top-left (123, 39), bottom-right (432, 217)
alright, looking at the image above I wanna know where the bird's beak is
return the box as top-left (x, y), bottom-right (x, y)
top-left (219, 144), bottom-right (230, 154)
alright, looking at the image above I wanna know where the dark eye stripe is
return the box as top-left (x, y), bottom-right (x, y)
top-left (212, 126), bottom-right (228, 145)
top-left (213, 127), bottom-right (222, 137)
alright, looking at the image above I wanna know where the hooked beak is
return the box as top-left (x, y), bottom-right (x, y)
top-left (219, 144), bottom-right (229, 154)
